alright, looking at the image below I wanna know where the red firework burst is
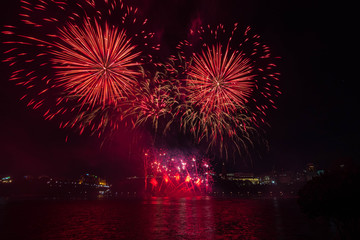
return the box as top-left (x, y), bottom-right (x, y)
top-left (187, 44), bottom-right (255, 116)
top-left (172, 23), bottom-right (280, 157)
top-left (177, 24), bottom-right (280, 124)
top-left (52, 18), bottom-right (141, 108)
top-left (2, 0), bottom-right (158, 136)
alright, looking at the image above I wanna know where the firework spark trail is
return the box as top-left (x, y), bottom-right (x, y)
top-left (2, 0), bottom-right (159, 136)
top-left (180, 105), bottom-right (257, 158)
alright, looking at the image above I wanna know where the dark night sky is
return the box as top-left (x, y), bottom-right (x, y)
top-left (0, 0), bottom-right (358, 180)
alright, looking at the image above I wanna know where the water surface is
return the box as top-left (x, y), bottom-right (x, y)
top-left (0, 197), bottom-right (335, 239)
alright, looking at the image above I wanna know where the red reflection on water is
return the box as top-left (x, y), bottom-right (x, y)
top-left (143, 197), bottom-right (277, 240)
top-left (145, 197), bottom-right (215, 239)
top-left (1, 198), bottom-right (334, 239)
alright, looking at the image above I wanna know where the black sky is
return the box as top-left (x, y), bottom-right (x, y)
top-left (0, 0), bottom-right (358, 180)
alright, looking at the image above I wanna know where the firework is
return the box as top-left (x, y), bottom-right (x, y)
top-left (184, 24), bottom-right (280, 121)
top-left (124, 71), bottom-right (178, 135)
top-left (144, 148), bottom-right (213, 197)
top-left (52, 18), bottom-right (141, 108)
top-left (171, 23), bottom-right (280, 157)
top-left (2, 0), bottom-right (159, 135)
top-left (2, 0), bottom-right (280, 164)
top-left (187, 44), bottom-right (254, 116)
